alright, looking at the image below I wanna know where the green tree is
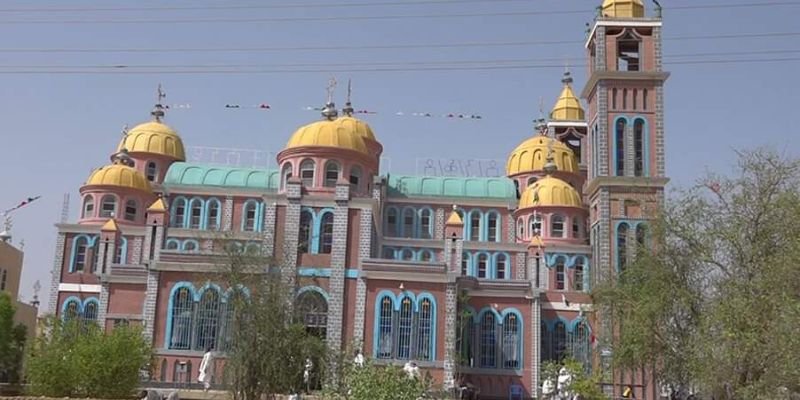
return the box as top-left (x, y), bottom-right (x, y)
top-left (541, 358), bottom-right (608, 400)
top-left (0, 292), bottom-right (27, 384)
top-left (26, 317), bottom-right (152, 398)
top-left (323, 360), bottom-right (434, 400)
top-left (594, 149), bottom-right (800, 400)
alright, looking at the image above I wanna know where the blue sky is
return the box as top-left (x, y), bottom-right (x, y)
top-left (1, 0), bottom-right (798, 308)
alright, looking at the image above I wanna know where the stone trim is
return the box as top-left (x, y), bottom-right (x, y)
top-left (442, 282), bottom-right (458, 389)
top-left (48, 233), bottom-right (66, 315)
top-left (353, 277), bottom-right (367, 350)
top-left (516, 252), bottom-right (527, 280)
top-left (326, 187), bottom-right (350, 352)
top-left (142, 269), bottom-right (160, 344)
top-left (223, 195), bottom-right (234, 231)
top-left (131, 236), bottom-right (143, 265)
top-left (530, 296), bottom-right (541, 396)
top-left (97, 282), bottom-right (110, 330)
top-left (435, 207), bottom-right (445, 240)
top-left (263, 202), bottom-right (277, 257)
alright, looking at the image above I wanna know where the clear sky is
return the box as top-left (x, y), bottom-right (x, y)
top-left (1, 0), bottom-right (798, 309)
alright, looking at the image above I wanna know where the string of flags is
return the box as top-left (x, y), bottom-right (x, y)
top-left (225, 103), bottom-right (272, 109)
top-left (2, 196), bottom-right (41, 217)
top-left (156, 103), bottom-right (484, 119)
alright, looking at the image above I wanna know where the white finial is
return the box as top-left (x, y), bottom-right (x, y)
top-left (343, 79), bottom-right (354, 116)
top-left (321, 77), bottom-right (339, 120)
top-left (326, 76), bottom-right (337, 105)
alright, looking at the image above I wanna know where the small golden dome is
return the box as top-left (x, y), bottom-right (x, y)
top-left (601, 0), bottom-right (645, 18)
top-left (506, 136), bottom-right (579, 176)
top-left (519, 176), bottom-right (582, 208)
top-left (85, 163), bottom-right (152, 193)
top-left (551, 85), bottom-right (585, 121)
top-left (118, 121), bottom-right (186, 161)
top-left (285, 117), bottom-right (370, 155)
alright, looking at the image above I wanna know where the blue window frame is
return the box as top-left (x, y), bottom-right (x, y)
top-left (241, 200), bottom-right (262, 232)
top-left (468, 210), bottom-right (482, 241)
top-left (206, 198), bottom-right (221, 230)
top-left (319, 212), bottom-right (334, 254)
top-left (418, 208), bottom-right (433, 239)
top-left (170, 197), bottom-right (188, 228)
top-left (299, 209), bottom-right (313, 253)
top-left (401, 207), bottom-right (416, 238)
top-left (485, 211), bottom-right (501, 242)
top-left (614, 117), bottom-right (628, 177)
top-left (502, 312), bottom-right (521, 369)
top-left (70, 234), bottom-right (97, 273)
top-left (167, 284), bottom-right (195, 350)
top-left (494, 253), bottom-right (509, 279)
top-left (165, 238), bottom-right (180, 251)
top-left (376, 294), bottom-right (394, 359)
top-left (373, 291), bottom-right (437, 362)
top-left (617, 222), bottom-right (630, 273)
top-left (187, 198), bottom-right (204, 229)
top-left (461, 252), bottom-right (471, 276)
top-left (397, 297), bottom-right (413, 359)
top-left (479, 311), bottom-right (497, 368)
top-left (476, 253), bottom-right (489, 278)
top-left (114, 237), bottom-right (128, 264)
top-left (385, 207), bottom-right (399, 237)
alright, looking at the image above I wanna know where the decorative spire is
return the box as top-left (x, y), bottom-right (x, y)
top-left (321, 77), bottom-right (338, 120)
top-left (121, 124), bottom-right (129, 136)
top-left (31, 280), bottom-right (41, 308)
top-left (342, 79), bottom-right (354, 116)
top-left (543, 131), bottom-right (558, 175)
top-left (151, 84), bottom-right (166, 122)
top-left (0, 215), bottom-right (12, 243)
top-left (562, 69), bottom-right (574, 86)
top-left (534, 96), bottom-right (548, 136)
top-left (111, 148), bottom-right (135, 167)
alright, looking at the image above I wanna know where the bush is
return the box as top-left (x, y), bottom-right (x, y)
top-left (324, 360), bottom-right (434, 400)
top-left (26, 317), bottom-right (152, 398)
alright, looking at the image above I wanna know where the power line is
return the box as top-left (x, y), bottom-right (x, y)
top-left (1, 32), bottom-right (799, 54)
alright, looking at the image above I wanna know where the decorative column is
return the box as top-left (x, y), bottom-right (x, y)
top-left (262, 201), bottom-right (277, 258)
top-left (223, 195), bottom-right (234, 231)
top-left (143, 199), bottom-right (167, 344)
top-left (47, 232), bottom-right (66, 316)
top-left (442, 207), bottom-right (464, 388)
top-left (530, 294), bottom-right (542, 396)
top-left (281, 178), bottom-right (302, 286)
top-left (326, 179), bottom-right (350, 352)
top-left (352, 207), bottom-right (372, 349)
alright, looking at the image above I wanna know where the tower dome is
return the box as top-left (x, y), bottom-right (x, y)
top-left (506, 135), bottom-right (579, 176)
top-left (601, 0), bottom-right (645, 18)
top-left (85, 161), bottom-right (152, 193)
top-left (550, 72), bottom-right (585, 121)
top-left (518, 176), bottom-right (582, 209)
top-left (285, 117), bottom-right (371, 155)
top-left (118, 121), bottom-right (185, 161)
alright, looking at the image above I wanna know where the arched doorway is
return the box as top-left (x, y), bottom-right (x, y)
top-left (296, 289), bottom-right (328, 338)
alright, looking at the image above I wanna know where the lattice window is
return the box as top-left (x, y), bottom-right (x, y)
top-left (397, 298), bottom-right (414, 360)
top-left (194, 289), bottom-right (221, 351)
top-left (377, 296), bottom-right (394, 359)
top-left (416, 299), bottom-right (433, 361)
top-left (479, 312), bottom-right (497, 368)
top-left (169, 287), bottom-right (194, 350)
top-left (554, 321), bottom-right (567, 361)
top-left (320, 213), bottom-right (334, 254)
top-left (206, 199), bottom-right (221, 230)
top-left (502, 314), bottom-right (520, 369)
top-left (83, 301), bottom-right (98, 322)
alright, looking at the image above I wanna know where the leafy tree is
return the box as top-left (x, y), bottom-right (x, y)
top-left (323, 359), bottom-right (434, 400)
top-left (541, 358), bottom-right (608, 400)
top-left (594, 149), bottom-right (800, 399)
top-left (0, 292), bottom-right (27, 384)
top-left (25, 317), bottom-right (152, 398)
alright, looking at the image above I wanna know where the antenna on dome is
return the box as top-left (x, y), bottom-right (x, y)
top-left (321, 77), bottom-right (338, 120)
top-left (342, 79), bottom-right (354, 116)
top-left (534, 97), bottom-right (548, 136)
top-left (151, 84), bottom-right (166, 122)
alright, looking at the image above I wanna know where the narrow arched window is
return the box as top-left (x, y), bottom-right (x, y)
top-left (300, 159), bottom-right (315, 187)
top-left (281, 162), bottom-right (293, 191)
top-left (416, 298), bottom-right (434, 361)
top-left (419, 250), bottom-right (433, 262)
top-left (487, 213), bottom-right (499, 242)
top-left (63, 299), bottom-right (81, 321)
top-left (124, 199), bottom-right (137, 221)
top-left (554, 321), bottom-right (567, 361)
top-left (100, 195), bottom-right (116, 218)
top-left (168, 287), bottom-right (194, 350)
top-left (183, 240), bottom-right (198, 252)
top-left (469, 211), bottom-right (481, 241)
top-left (377, 296), bottom-right (394, 359)
top-left (633, 89), bottom-right (638, 110)
top-left (299, 210), bottom-right (313, 253)
top-left (402, 208), bottom-right (415, 238)
top-left (502, 313), bottom-right (521, 369)
top-left (458, 310), bottom-right (475, 366)
top-left (634, 119), bottom-right (645, 177)
top-left (612, 88), bottom-right (618, 109)
top-left (541, 321), bottom-right (551, 362)
top-left (643, 89), bottom-right (649, 110)
top-left (206, 199), bottom-right (221, 230)
top-left (0, 270), bottom-right (7, 291)
top-left (146, 162), bottom-right (158, 181)
top-left (496, 254), bottom-right (507, 279)
top-left (400, 248), bottom-right (414, 261)
top-left (171, 198), bottom-right (187, 228)
top-left (477, 253), bottom-right (489, 278)
top-left (397, 297), bottom-right (413, 359)
top-left (419, 209), bottom-right (433, 239)
top-left (242, 201), bottom-right (259, 232)
top-left (461, 253), bottom-right (470, 276)
top-left (574, 259), bottom-right (585, 291)
top-left (556, 258), bottom-right (566, 290)
top-left (551, 215), bottom-right (565, 238)
top-left (83, 300), bottom-right (98, 323)
top-left (623, 88), bottom-right (628, 109)
top-left (114, 237), bottom-right (127, 263)
top-left (194, 288), bottom-right (221, 351)
top-left (166, 239), bottom-right (180, 251)
top-left (618, 223), bottom-right (629, 272)
top-left (386, 207), bottom-right (399, 237)
top-left (189, 199), bottom-right (203, 229)
top-left (479, 312), bottom-right (497, 368)
top-left (82, 196), bottom-right (94, 218)
top-left (517, 218), bottom-right (524, 240)
top-left (349, 166), bottom-right (362, 192)
top-left (324, 161), bottom-right (339, 188)
top-left (530, 214), bottom-right (542, 236)
top-left (572, 217), bottom-right (581, 238)
top-left (320, 213), bottom-right (334, 254)
top-left (73, 236), bottom-right (90, 272)
top-left (572, 321), bottom-right (591, 367)
top-left (615, 119), bottom-right (627, 176)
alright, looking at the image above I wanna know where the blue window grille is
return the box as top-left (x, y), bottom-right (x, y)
top-left (479, 312), bottom-right (497, 368)
top-left (416, 298), bottom-right (433, 361)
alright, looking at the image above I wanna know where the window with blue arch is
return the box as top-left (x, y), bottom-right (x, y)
top-left (69, 234), bottom-right (98, 272)
top-left (61, 296), bottom-right (99, 323)
top-left (165, 282), bottom-right (242, 351)
top-left (170, 196), bottom-right (224, 230)
top-left (541, 316), bottom-right (591, 367)
top-left (114, 237), bottom-right (128, 264)
top-left (241, 199), bottom-right (264, 232)
top-left (461, 251), bottom-right (512, 280)
top-left (467, 307), bottom-right (523, 370)
top-left (373, 290), bottom-right (437, 362)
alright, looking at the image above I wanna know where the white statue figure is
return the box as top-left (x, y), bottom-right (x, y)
top-left (198, 346), bottom-right (214, 392)
top-left (354, 349), bottom-right (365, 367)
top-left (403, 361), bottom-right (420, 379)
top-left (557, 367), bottom-right (574, 400)
top-left (304, 357), bottom-right (313, 384)
top-left (542, 378), bottom-right (556, 397)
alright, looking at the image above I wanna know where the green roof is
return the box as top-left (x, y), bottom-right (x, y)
top-left (164, 162), bottom-right (279, 191)
top-left (387, 175), bottom-right (517, 201)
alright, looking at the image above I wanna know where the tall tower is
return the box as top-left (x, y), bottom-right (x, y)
top-left (583, 0), bottom-right (669, 398)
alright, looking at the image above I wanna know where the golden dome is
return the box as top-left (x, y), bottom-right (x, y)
top-left (551, 85), bottom-right (585, 121)
top-left (85, 164), bottom-right (152, 193)
top-left (506, 135), bottom-right (580, 176)
top-left (118, 121), bottom-right (185, 161)
top-left (602, 0), bottom-right (645, 18)
top-left (285, 118), bottom-right (370, 155)
top-left (519, 176), bottom-right (582, 208)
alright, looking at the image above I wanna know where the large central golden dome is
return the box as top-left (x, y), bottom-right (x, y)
top-left (506, 135), bottom-right (579, 176)
top-left (285, 117), bottom-right (372, 155)
top-left (519, 176), bottom-right (582, 208)
top-left (118, 121), bottom-right (185, 161)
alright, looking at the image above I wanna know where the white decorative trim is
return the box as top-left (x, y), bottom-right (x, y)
top-left (548, 121), bottom-right (589, 128)
top-left (58, 283), bottom-right (102, 293)
top-left (541, 301), bottom-right (594, 312)
top-left (586, 19), bottom-right (662, 48)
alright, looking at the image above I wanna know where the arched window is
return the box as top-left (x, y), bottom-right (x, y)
top-left (634, 119), bottom-right (645, 177)
top-left (146, 162), bottom-right (158, 181)
top-left (82, 196), bottom-right (94, 218)
top-left (400, 248), bottom-right (414, 261)
top-left (183, 240), bottom-right (198, 252)
top-left (551, 215), bottom-right (565, 238)
top-left (636, 224), bottom-right (648, 247)
top-left (461, 253), bottom-right (470, 276)
top-left (281, 162), bottom-right (293, 191)
top-left (612, 88), bottom-right (618, 109)
top-left (541, 321), bottom-right (551, 362)
top-left (623, 88), bottom-right (628, 109)
top-left (0, 270), bottom-right (6, 291)
top-left (574, 259), bottom-right (585, 291)
top-left (402, 208), bottom-right (415, 238)
top-left (63, 299), bottom-right (81, 321)
top-left (91, 241), bottom-right (100, 274)
top-left (418, 208), bottom-right (433, 239)
top-left (377, 296), bottom-right (394, 359)
top-left (382, 247), bottom-right (395, 259)
top-left (530, 214), bottom-right (542, 236)
top-left (171, 197), bottom-right (187, 228)
top-left (419, 250), bottom-right (433, 262)
top-left (615, 119), bottom-right (627, 176)
top-left (168, 286), bottom-right (194, 350)
top-left (100, 195), bottom-right (116, 218)
top-left (571, 321), bottom-right (591, 367)
top-left (385, 207), bottom-right (399, 237)
top-left (495, 253), bottom-right (508, 279)
top-left (397, 297), bottom-right (414, 359)
top-left (72, 236), bottom-right (91, 272)
top-left (458, 309), bottom-right (475, 366)
top-left (206, 199), bottom-right (221, 230)
top-left (477, 253), bottom-right (489, 278)
top-left (554, 321), bottom-right (567, 361)
top-left (83, 300), bottom-right (99, 323)
top-left (297, 289), bottom-right (328, 338)
top-left (618, 31), bottom-right (641, 71)
top-left (300, 159), bottom-right (315, 187)
top-left (324, 161), bottom-right (339, 188)
top-left (188, 199), bottom-right (203, 229)
top-left (618, 223), bottom-right (629, 272)
top-left (242, 200), bottom-right (259, 232)
top-left (299, 210), bottom-right (313, 253)
top-left (517, 218), bottom-right (524, 240)
top-left (469, 211), bottom-right (481, 241)
top-left (633, 89), bottom-right (638, 110)
top-left (502, 313), bottom-right (521, 369)
top-left (166, 239), bottom-right (180, 251)
top-left (572, 217), bottom-right (581, 238)
top-left (124, 199), bottom-right (137, 221)
top-left (643, 89), bottom-right (649, 110)
top-left (349, 166), bottom-right (362, 192)
top-left (479, 312), bottom-right (497, 368)
top-left (487, 212), bottom-right (500, 242)
top-left (320, 212), bottom-right (334, 254)
top-left (556, 258), bottom-right (566, 290)
top-left (194, 288), bottom-right (221, 351)
top-left (114, 237), bottom-right (128, 263)
top-left (416, 298), bottom-right (434, 361)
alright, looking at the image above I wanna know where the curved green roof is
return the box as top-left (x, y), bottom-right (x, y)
top-left (164, 162), bottom-right (279, 191)
top-left (388, 175), bottom-right (517, 201)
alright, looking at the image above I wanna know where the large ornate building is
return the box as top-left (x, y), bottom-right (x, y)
top-left (47, 0), bottom-right (668, 398)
